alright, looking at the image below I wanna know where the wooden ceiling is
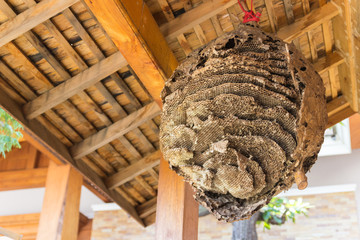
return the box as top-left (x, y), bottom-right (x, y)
top-left (0, 0), bottom-right (358, 227)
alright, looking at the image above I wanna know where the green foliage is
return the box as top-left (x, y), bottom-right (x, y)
top-left (257, 197), bottom-right (312, 230)
top-left (0, 108), bottom-right (23, 158)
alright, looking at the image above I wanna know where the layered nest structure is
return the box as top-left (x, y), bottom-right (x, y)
top-left (160, 24), bottom-right (327, 222)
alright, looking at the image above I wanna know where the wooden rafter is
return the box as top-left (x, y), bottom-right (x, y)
top-left (277, 2), bottom-right (339, 42)
top-left (106, 150), bottom-right (161, 189)
top-left (136, 197), bottom-right (157, 219)
top-left (327, 95), bottom-right (355, 128)
top-left (0, 168), bottom-right (47, 191)
top-left (23, 52), bottom-right (126, 119)
top-left (160, 0), bottom-right (237, 41)
top-left (70, 102), bottom-right (161, 159)
top-left (313, 52), bottom-right (344, 75)
top-left (0, 0), bottom-right (79, 47)
top-left (0, 87), bottom-right (144, 226)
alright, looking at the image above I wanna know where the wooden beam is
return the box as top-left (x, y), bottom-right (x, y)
top-left (156, 158), bottom-right (199, 239)
top-left (350, 114), bottom-right (360, 149)
top-left (0, 85), bottom-right (144, 226)
top-left (327, 95), bottom-right (351, 116)
top-left (0, 168), bottom-right (47, 191)
top-left (0, 227), bottom-right (22, 240)
top-left (0, 213), bottom-right (39, 240)
top-left (70, 102), bottom-right (161, 159)
top-left (277, 2), bottom-right (339, 42)
top-left (37, 163), bottom-right (82, 240)
top-left (23, 52), bottom-right (126, 119)
top-left (327, 105), bottom-right (355, 128)
top-left (37, 162), bottom-right (71, 240)
top-left (106, 150), bottom-right (161, 189)
top-left (83, 0), bottom-right (198, 235)
top-left (327, 96), bottom-right (355, 128)
top-left (160, 0), bottom-right (237, 41)
top-left (85, 0), bottom-right (198, 233)
top-left (78, 219), bottom-right (92, 240)
top-left (61, 167), bottom-right (83, 240)
top-left (83, 0), bottom-right (178, 106)
top-left (0, 0), bottom-right (78, 47)
top-left (137, 197), bottom-right (157, 218)
top-left (332, 0), bottom-right (358, 112)
top-left (313, 51), bottom-right (344, 75)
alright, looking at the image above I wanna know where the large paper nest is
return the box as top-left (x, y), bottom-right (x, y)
top-left (160, 24), bottom-right (327, 222)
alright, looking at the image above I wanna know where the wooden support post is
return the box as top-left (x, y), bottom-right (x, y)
top-left (156, 158), bottom-right (199, 240)
top-left (37, 161), bottom-right (82, 240)
top-left (83, 0), bottom-right (199, 233)
top-left (78, 219), bottom-right (92, 240)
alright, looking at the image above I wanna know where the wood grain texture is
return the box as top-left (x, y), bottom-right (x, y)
top-left (327, 95), bottom-right (350, 117)
top-left (160, 0), bottom-right (237, 41)
top-left (137, 197), bottom-right (157, 218)
top-left (61, 167), bottom-right (83, 240)
top-left (264, 0), bottom-right (278, 32)
top-left (83, 0), bottom-right (178, 106)
top-left (106, 150), bottom-right (161, 189)
top-left (327, 95), bottom-right (355, 128)
top-left (0, 213), bottom-right (39, 240)
top-left (327, 105), bottom-right (355, 128)
top-left (277, 2), bottom-right (339, 42)
top-left (37, 162), bottom-right (71, 240)
top-left (0, 0), bottom-right (79, 47)
top-left (349, 113), bottom-right (360, 149)
top-left (313, 51), bottom-right (344, 75)
top-left (70, 102), bottom-right (161, 159)
top-left (0, 168), bottom-right (47, 191)
top-left (0, 226), bottom-right (22, 240)
top-left (23, 52), bottom-right (126, 119)
top-left (0, 86), bottom-right (144, 226)
top-left (332, 0), bottom-right (358, 112)
top-left (156, 158), bottom-right (199, 239)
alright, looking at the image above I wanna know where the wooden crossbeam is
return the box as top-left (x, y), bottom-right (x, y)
top-left (0, 0), bottom-right (79, 47)
top-left (0, 213), bottom-right (39, 240)
top-left (0, 168), bottom-right (47, 191)
top-left (70, 102), bottom-right (161, 159)
top-left (326, 95), bottom-right (355, 128)
top-left (136, 197), bottom-right (157, 218)
top-left (327, 95), bottom-right (351, 116)
top-left (160, 0), bottom-right (237, 41)
top-left (0, 87), bottom-right (144, 226)
top-left (277, 2), bottom-right (339, 42)
top-left (313, 51), bottom-right (344, 75)
top-left (0, 227), bottom-right (22, 240)
top-left (23, 52), bottom-right (126, 119)
top-left (106, 150), bottom-right (161, 189)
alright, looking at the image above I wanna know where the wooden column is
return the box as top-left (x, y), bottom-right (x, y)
top-left (37, 161), bottom-right (82, 240)
top-left (83, 0), bottom-right (199, 235)
top-left (156, 158), bottom-right (199, 240)
top-left (78, 219), bottom-right (92, 240)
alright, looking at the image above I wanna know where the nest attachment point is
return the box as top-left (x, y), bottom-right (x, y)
top-left (160, 24), bottom-right (327, 222)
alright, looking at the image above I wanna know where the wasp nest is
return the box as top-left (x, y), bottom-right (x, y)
top-left (160, 24), bottom-right (327, 222)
